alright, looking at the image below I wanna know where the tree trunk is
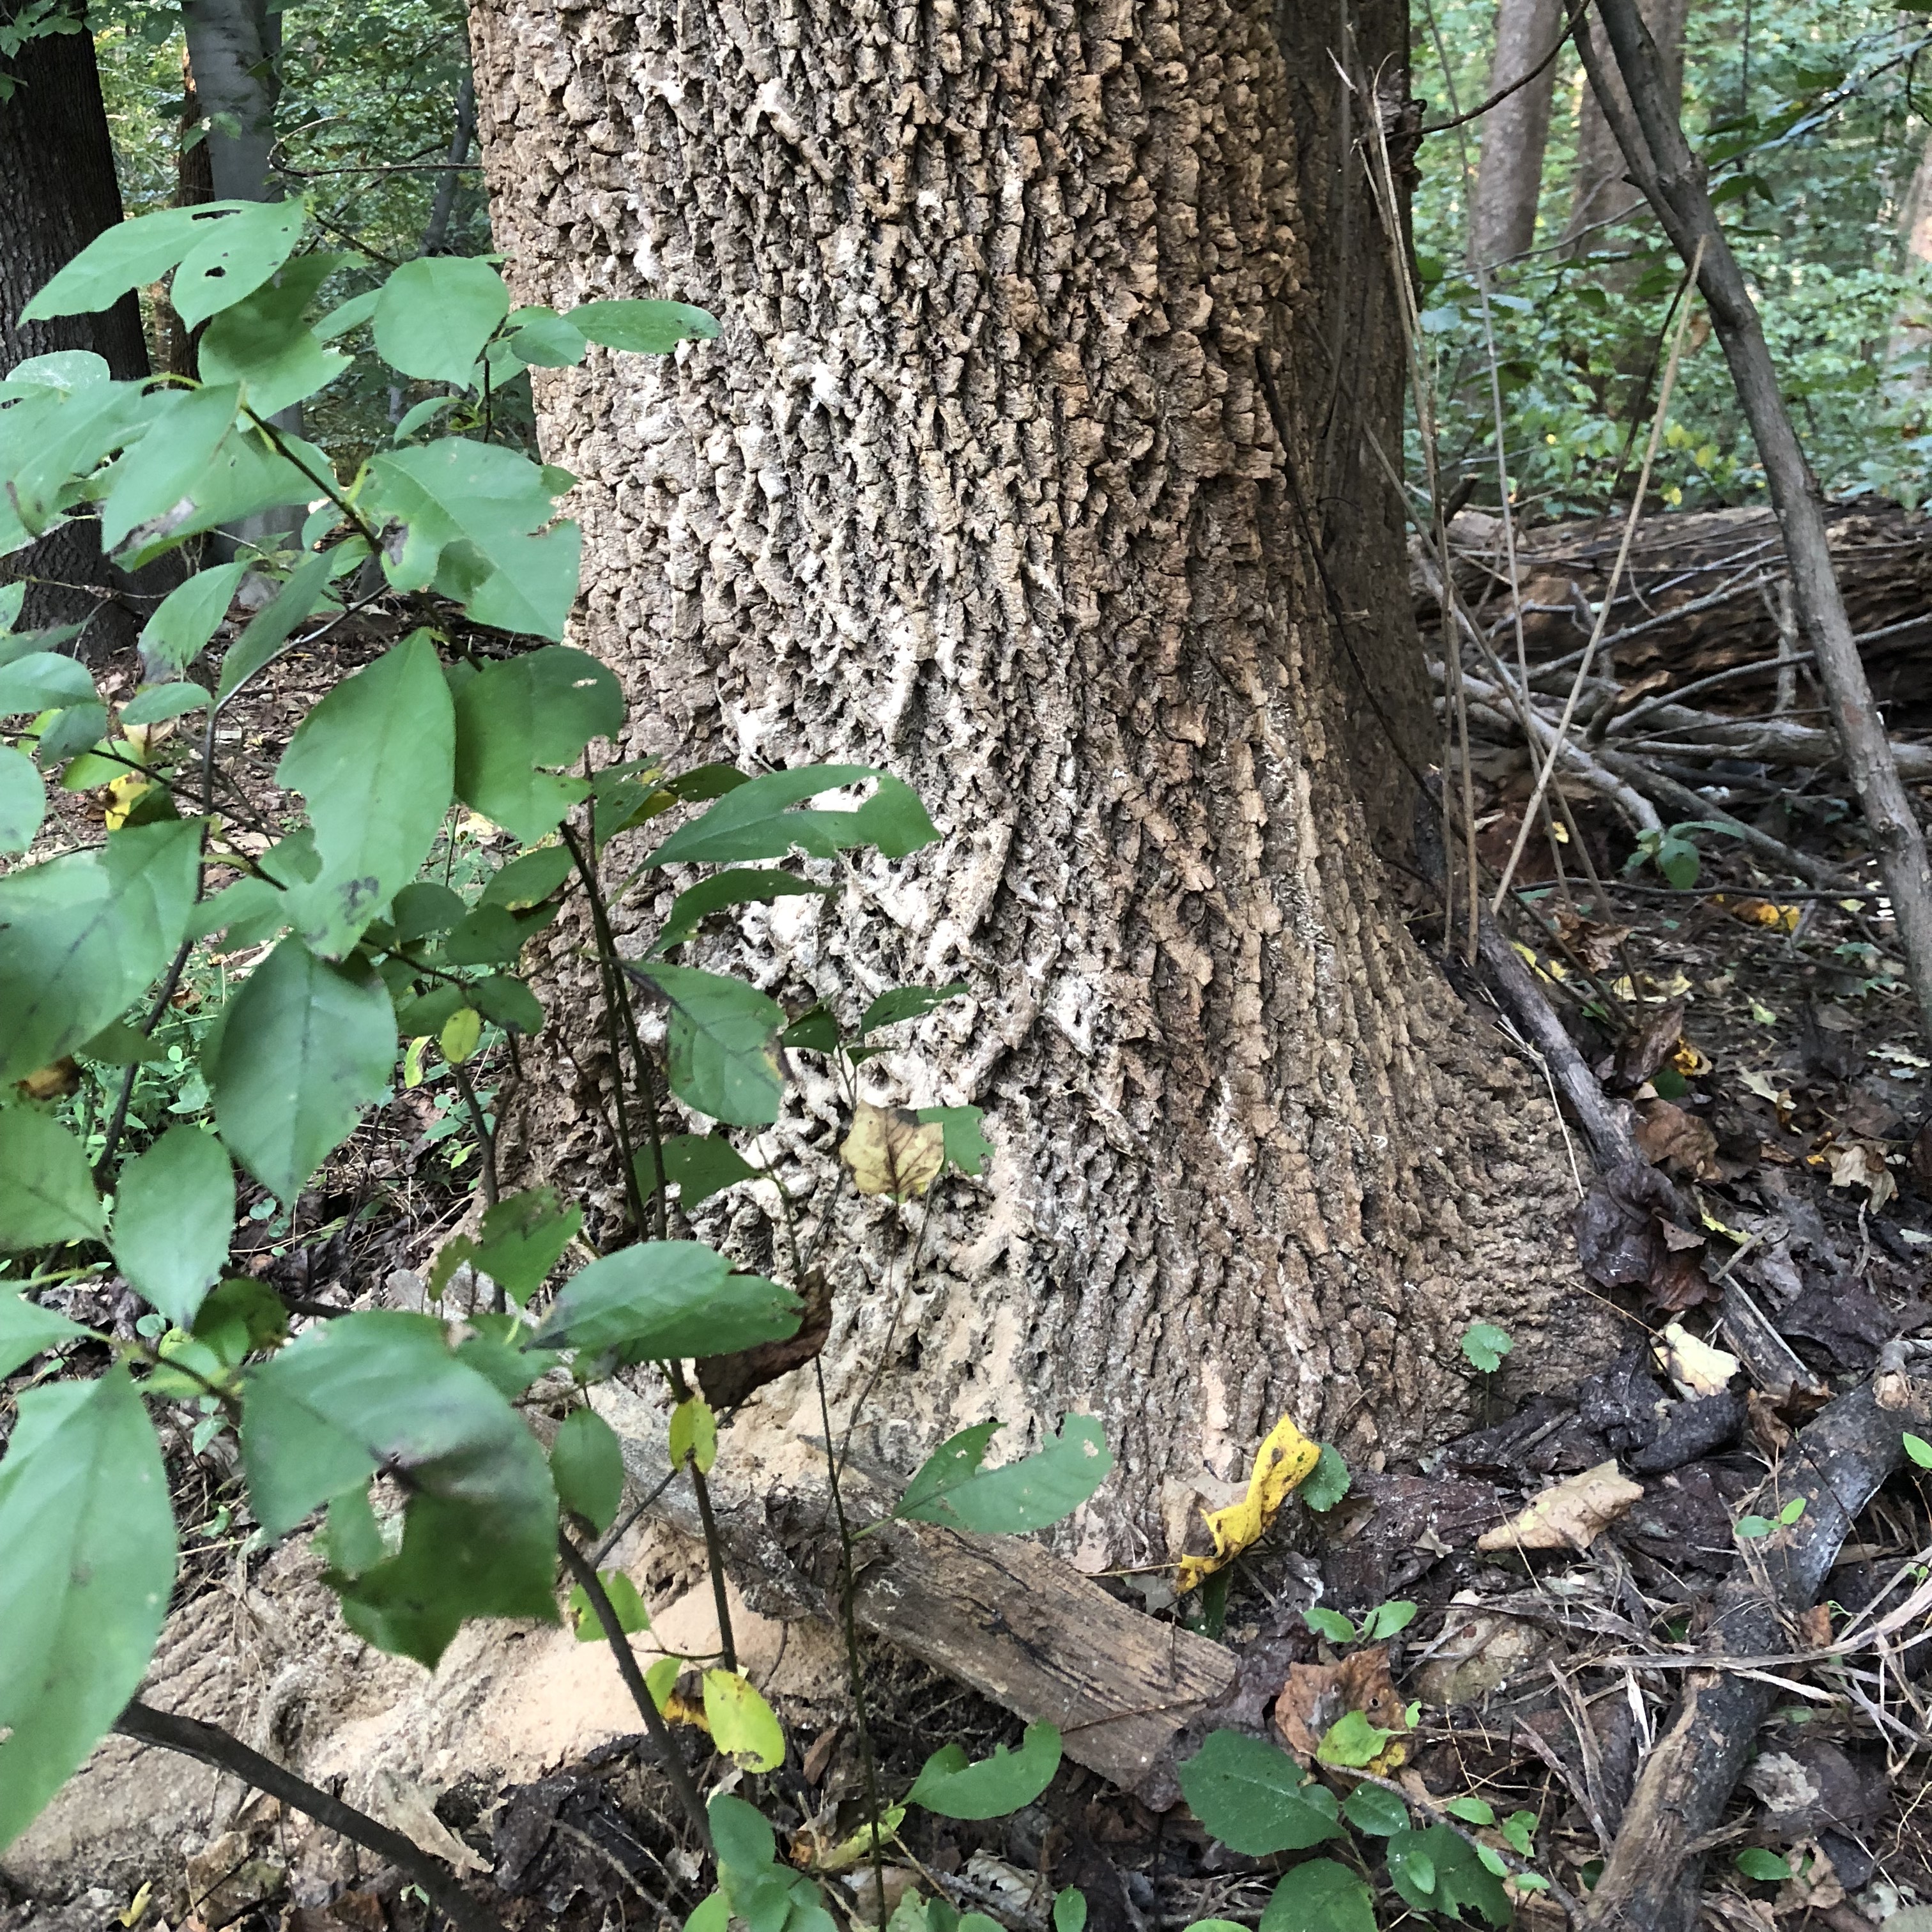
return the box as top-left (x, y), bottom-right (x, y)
top-left (1469, 0), bottom-right (1563, 269)
top-left (0, 0), bottom-right (150, 643)
top-left (181, 0), bottom-right (280, 204)
top-left (1889, 126), bottom-right (1932, 387)
top-left (1565, 0), bottom-right (1685, 245)
top-left (471, 0), bottom-right (1595, 1563)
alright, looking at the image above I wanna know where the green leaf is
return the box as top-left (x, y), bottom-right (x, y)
top-left (276, 632), bottom-right (456, 959)
top-left (568, 298), bottom-right (720, 353)
top-left (110, 1124), bottom-right (234, 1327)
top-left (34, 702), bottom-right (109, 767)
top-left (431, 1186), bottom-right (583, 1305)
top-left (169, 199), bottom-right (307, 330)
top-left (913, 1105), bottom-right (991, 1176)
top-left (100, 382), bottom-right (242, 553)
top-left (197, 254), bottom-right (352, 417)
top-left (894, 1415), bottom-right (1112, 1534)
top-left (1340, 1783), bottom-right (1407, 1836)
top-left (1302, 1606), bottom-right (1356, 1644)
top-left (191, 1276), bottom-right (288, 1366)
top-left (0, 818), bottom-right (201, 1083)
top-left (907, 1722), bottom-right (1061, 1819)
top-left (637, 1131), bottom-right (759, 1210)
top-left (705, 1669), bottom-right (786, 1771)
top-left (1385, 1828), bottom-right (1511, 1924)
top-left (1174, 1732), bottom-right (1342, 1855)
top-left (451, 645), bottom-right (624, 841)
top-left (390, 880), bottom-right (466, 940)
top-left (654, 868), bottom-right (835, 953)
top-left (534, 1241), bottom-right (802, 1361)
top-left (0, 377), bottom-right (161, 550)
top-left (20, 201), bottom-right (254, 322)
top-left (1259, 1861), bottom-right (1377, 1932)
top-left (470, 973), bottom-right (546, 1035)
top-left (669, 1395), bottom-right (717, 1473)
top-left (1052, 1891), bottom-right (1086, 1932)
top-left (551, 1407), bottom-right (624, 1534)
top-left (136, 562), bottom-right (245, 682)
top-left (1300, 1444), bottom-right (1351, 1514)
top-left (504, 305), bottom-right (588, 367)
top-left (568, 1568), bottom-right (650, 1639)
top-left (0, 1369), bottom-right (176, 1855)
top-left (242, 1310), bottom-right (557, 1665)
top-left (209, 939), bottom-right (397, 1204)
top-left (860, 983), bottom-right (967, 1038)
top-left (217, 546), bottom-right (343, 699)
top-left (372, 257), bottom-right (511, 387)
top-left (479, 844), bottom-right (574, 910)
top-left (0, 743), bottom-right (45, 852)
top-left (315, 289), bottom-right (378, 341)
top-left (119, 425), bottom-right (326, 567)
top-left (644, 765), bottom-right (938, 868)
top-left (629, 961), bottom-right (786, 1125)
top-left (1736, 1848), bottom-right (1791, 1883)
top-left (1362, 1598), bottom-right (1418, 1641)
top-left (1460, 1322), bottom-right (1513, 1374)
top-left (1904, 1432), bottom-right (1932, 1469)
top-left (0, 650), bottom-right (94, 715)
top-left (438, 902), bottom-right (532, 967)
top-left (119, 684), bottom-right (211, 728)
top-left (1316, 1710), bottom-right (1392, 1769)
top-left (1443, 1797), bottom-right (1496, 1826)
top-left (1736, 1514), bottom-right (1775, 1540)
top-left (364, 438), bottom-right (579, 638)
top-left (1501, 1811), bottom-right (1537, 1857)
top-left (0, 1285), bottom-right (89, 1377)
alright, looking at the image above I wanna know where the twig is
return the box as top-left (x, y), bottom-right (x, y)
top-left (114, 1698), bottom-right (503, 1932)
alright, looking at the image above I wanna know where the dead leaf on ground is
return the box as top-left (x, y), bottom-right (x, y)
top-left (1636, 1100), bottom-right (1722, 1181)
top-left (1476, 1460), bottom-right (1644, 1554)
top-left (1275, 1644), bottom-right (1411, 1772)
top-left (1175, 1414), bottom-right (1321, 1595)
top-left (1551, 910), bottom-right (1629, 974)
top-left (1654, 1321), bottom-right (1739, 1399)
top-left (1614, 999), bottom-right (1687, 1091)
top-left (839, 1101), bottom-right (945, 1199)
top-left (1827, 1139), bottom-right (1897, 1211)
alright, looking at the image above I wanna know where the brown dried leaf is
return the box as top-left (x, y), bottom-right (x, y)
top-left (1274, 1645), bottom-right (1410, 1768)
top-left (1475, 1460), bottom-right (1644, 1554)
top-left (1636, 1100), bottom-right (1722, 1181)
top-left (839, 1101), bottom-right (945, 1199)
top-left (1827, 1139), bottom-right (1897, 1211)
top-left (1614, 999), bottom-right (1686, 1091)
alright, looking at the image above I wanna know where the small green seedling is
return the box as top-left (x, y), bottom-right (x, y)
top-left (1461, 1322), bottom-right (1513, 1374)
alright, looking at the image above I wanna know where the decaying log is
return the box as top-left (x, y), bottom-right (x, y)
top-left (589, 1383), bottom-right (1238, 1800)
top-left (1579, 1361), bottom-right (1932, 1931)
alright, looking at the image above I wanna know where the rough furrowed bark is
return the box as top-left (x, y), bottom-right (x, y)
top-left (473, 0), bottom-right (1602, 1568)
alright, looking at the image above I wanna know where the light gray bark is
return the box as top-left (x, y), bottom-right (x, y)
top-left (1469, 0), bottom-right (1565, 268)
top-left (1565, 0), bottom-right (1685, 245)
top-left (181, 0), bottom-right (280, 204)
top-left (472, 0), bottom-right (1597, 1563)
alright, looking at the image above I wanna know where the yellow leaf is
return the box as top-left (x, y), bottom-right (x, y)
top-left (103, 774), bottom-right (154, 831)
top-left (118, 1881), bottom-right (152, 1929)
top-left (703, 1667), bottom-right (785, 1771)
top-left (839, 1101), bottom-right (945, 1199)
top-left (670, 1395), bottom-right (718, 1475)
top-left (16, 1057), bottom-right (80, 1101)
top-left (1175, 1415), bottom-right (1321, 1595)
top-left (792, 1806), bottom-right (907, 1873)
top-left (1654, 1321), bottom-right (1738, 1399)
top-left (439, 1006), bottom-right (482, 1065)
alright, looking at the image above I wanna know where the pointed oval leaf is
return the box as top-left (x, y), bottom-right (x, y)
top-left (0, 651), bottom-right (95, 716)
top-left (569, 298), bottom-right (720, 353)
top-left (20, 201), bottom-right (254, 323)
top-left (110, 1124), bottom-right (234, 1327)
top-left (1258, 1860), bottom-right (1376, 1932)
top-left (643, 765), bottom-right (937, 869)
top-left (532, 1240), bottom-right (802, 1360)
top-left (894, 1415), bottom-right (1112, 1535)
top-left (0, 1370), bottom-right (177, 1855)
top-left (209, 939), bottom-right (397, 1203)
top-left (1175, 1732), bottom-right (1342, 1855)
top-left (628, 962), bottom-right (785, 1126)
top-left (907, 1722), bottom-right (1061, 1820)
top-left (372, 257), bottom-right (511, 387)
top-left (0, 744), bottom-right (45, 852)
top-left (100, 383), bottom-right (242, 552)
top-left (0, 1287), bottom-right (89, 1378)
top-left (551, 1407), bottom-right (624, 1534)
top-left (196, 256), bottom-right (351, 417)
top-left (119, 684), bottom-right (213, 728)
top-left (704, 1669), bottom-right (786, 1772)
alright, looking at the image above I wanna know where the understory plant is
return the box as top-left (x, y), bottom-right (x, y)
top-left (0, 201), bottom-right (1551, 1930)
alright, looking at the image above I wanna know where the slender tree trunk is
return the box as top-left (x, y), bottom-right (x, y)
top-left (420, 64), bottom-right (477, 257)
top-left (1889, 126), bottom-right (1932, 387)
top-left (156, 44), bottom-right (216, 378)
top-left (1469, 0), bottom-right (1564, 268)
top-left (1565, 0), bottom-right (1685, 245)
top-left (180, 0), bottom-right (280, 204)
top-left (0, 0), bottom-right (150, 644)
top-left (473, 0), bottom-right (1593, 1561)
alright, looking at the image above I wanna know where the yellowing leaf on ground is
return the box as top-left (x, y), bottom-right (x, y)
top-left (704, 1667), bottom-right (785, 1771)
top-left (1176, 1415), bottom-right (1321, 1595)
top-left (1476, 1461), bottom-right (1643, 1554)
top-left (1655, 1321), bottom-right (1739, 1399)
top-left (840, 1101), bottom-right (945, 1199)
top-left (791, 1805), bottom-right (907, 1872)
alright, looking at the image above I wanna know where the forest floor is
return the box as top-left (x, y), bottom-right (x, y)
top-left (10, 511), bottom-right (1932, 1932)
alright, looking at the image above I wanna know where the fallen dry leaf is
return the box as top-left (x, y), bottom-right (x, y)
top-left (1654, 1321), bottom-right (1739, 1399)
top-left (840, 1101), bottom-right (945, 1199)
top-left (1476, 1460), bottom-right (1643, 1554)
top-left (1275, 1644), bottom-right (1411, 1772)
top-left (1827, 1139), bottom-right (1897, 1211)
top-left (1636, 1100), bottom-right (1722, 1181)
top-left (1176, 1414), bottom-right (1321, 1595)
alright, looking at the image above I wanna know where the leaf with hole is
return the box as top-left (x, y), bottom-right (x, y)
top-left (1174, 1732), bottom-right (1342, 1855)
top-left (894, 1415), bottom-right (1112, 1535)
top-left (100, 382), bottom-right (243, 552)
top-left (1384, 1827), bottom-right (1510, 1925)
top-left (907, 1722), bottom-right (1061, 1819)
top-left (169, 199), bottom-right (307, 330)
top-left (110, 1125), bottom-right (234, 1328)
top-left (0, 1369), bottom-right (176, 1856)
top-left (21, 201), bottom-right (256, 323)
top-left (196, 255), bottom-right (351, 417)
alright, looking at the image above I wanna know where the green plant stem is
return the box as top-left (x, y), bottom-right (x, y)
top-left (556, 1530), bottom-right (712, 1850)
top-left (448, 1058), bottom-right (498, 1210)
top-left (114, 1698), bottom-right (505, 1932)
top-left (815, 1355), bottom-right (888, 1929)
top-left (93, 937), bottom-right (194, 1186)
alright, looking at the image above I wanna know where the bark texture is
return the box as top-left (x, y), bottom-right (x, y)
top-left (1889, 125), bottom-right (1932, 383)
top-left (472, 0), bottom-right (1593, 1563)
top-left (1469, 0), bottom-right (1563, 268)
top-left (181, 0), bottom-right (281, 204)
top-left (1564, 0), bottom-right (1684, 245)
top-left (0, 0), bottom-right (150, 640)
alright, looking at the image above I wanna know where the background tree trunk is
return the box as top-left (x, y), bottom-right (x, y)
top-left (1469, 0), bottom-right (1563, 269)
top-left (1889, 126), bottom-right (1932, 387)
top-left (473, 0), bottom-right (1595, 1563)
top-left (181, 0), bottom-right (280, 204)
top-left (0, 0), bottom-right (150, 643)
top-left (1565, 0), bottom-right (1686, 245)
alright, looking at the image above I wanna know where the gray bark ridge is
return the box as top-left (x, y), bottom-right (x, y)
top-left (472, 0), bottom-right (1597, 1562)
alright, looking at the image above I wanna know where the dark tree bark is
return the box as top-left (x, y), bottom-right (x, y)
top-left (473, 0), bottom-right (1601, 1565)
top-left (0, 0), bottom-right (150, 642)
top-left (1469, 0), bottom-right (1564, 268)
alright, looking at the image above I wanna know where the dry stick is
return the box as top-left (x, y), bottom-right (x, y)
top-left (113, 1698), bottom-right (505, 1932)
top-left (1574, 1366), bottom-right (1932, 1931)
top-left (1489, 234), bottom-right (1707, 913)
top-left (555, 1531), bottom-right (713, 1850)
top-left (1584, 0), bottom-right (1932, 1046)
